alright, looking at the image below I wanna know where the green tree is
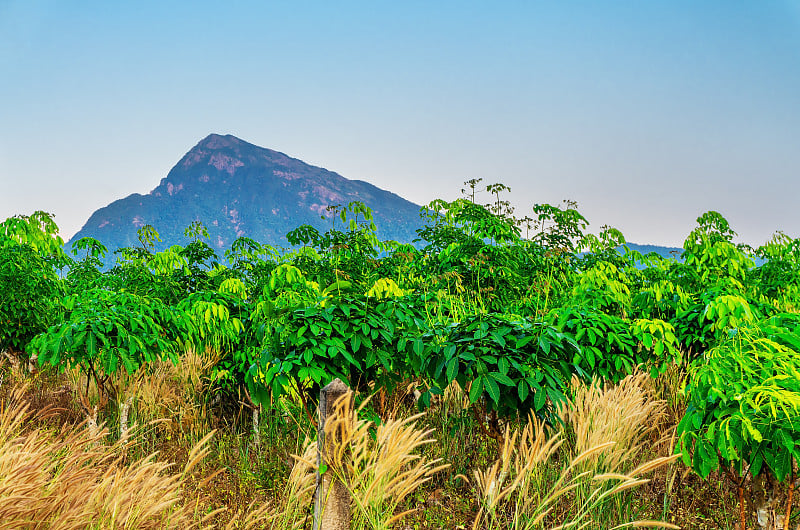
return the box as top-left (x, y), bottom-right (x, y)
top-left (0, 212), bottom-right (65, 355)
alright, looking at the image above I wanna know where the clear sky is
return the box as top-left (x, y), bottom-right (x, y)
top-left (1, 0), bottom-right (799, 246)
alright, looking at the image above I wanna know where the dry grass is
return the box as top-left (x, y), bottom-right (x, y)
top-left (66, 349), bottom-right (218, 446)
top-left (320, 391), bottom-right (450, 529)
top-left (221, 439), bottom-right (317, 530)
top-left (122, 350), bottom-right (217, 442)
top-left (469, 413), bottom-right (563, 527)
top-left (0, 384), bottom-right (219, 529)
top-left (0, 360), bottom-right (725, 529)
top-left (239, 390), bottom-right (449, 529)
top-left (468, 431), bottom-right (680, 530)
top-left (561, 371), bottom-right (666, 474)
top-left (467, 373), bottom-right (680, 530)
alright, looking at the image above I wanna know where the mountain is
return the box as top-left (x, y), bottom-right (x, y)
top-left (622, 243), bottom-right (684, 260)
top-left (69, 134), bottom-right (424, 255)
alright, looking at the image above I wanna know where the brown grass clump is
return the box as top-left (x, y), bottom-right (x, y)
top-left (121, 350), bottom-right (217, 441)
top-left (467, 374), bottom-right (680, 530)
top-left (309, 391), bottom-right (450, 529)
top-left (469, 413), bottom-right (563, 527)
top-left (0, 384), bottom-right (218, 529)
top-left (241, 390), bottom-right (449, 529)
top-left (326, 392), bottom-right (450, 528)
top-left (67, 349), bottom-right (218, 445)
top-left (561, 371), bottom-right (666, 474)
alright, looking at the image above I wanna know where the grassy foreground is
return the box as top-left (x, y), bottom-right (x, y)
top-left (0, 355), bottom-right (740, 529)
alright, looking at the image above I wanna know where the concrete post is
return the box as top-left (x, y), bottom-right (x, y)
top-left (313, 378), bottom-right (352, 530)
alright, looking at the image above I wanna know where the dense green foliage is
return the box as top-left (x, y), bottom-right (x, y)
top-left (0, 212), bottom-right (65, 353)
top-left (4, 183), bottom-right (800, 522)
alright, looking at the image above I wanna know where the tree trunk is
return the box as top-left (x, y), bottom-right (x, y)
top-left (252, 404), bottom-right (261, 448)
top-left (87, 405), bottom-right (100, 440)
top-left (119, 396), bottom-right (134, 443)
top-left (753, 471), bottom-right (799, 530)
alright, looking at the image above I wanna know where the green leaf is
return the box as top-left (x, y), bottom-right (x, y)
top-left (515, 335), bottom-right (534, 349)
top-left (750, 450), bottom-right (764, 477)
top-left (446, 357), bottom-right (458, 383)
top-left (339, 348), bottom-right (361, 370)
top-left (680, 438), bottom-right (693, 467)
top-left (534, 388), bottom-right (546, 411)
top-left (484, 376), bottom-right (500, 404)
top-left (468, 377), bottom-right (484, 404)
top-left (517, 380), bottom-right (529, 401)
top-left (497, 356), bottom-right (509, 375)
top-left (461, 351), bottom-right (476, 362)
top-left (490, 371), bottom-right (514, 387)
top-left (122, 354), bottom-right (135, 374)
top-left (489, 331), bottom-right (506, 347)
top-left (537, 335), bottom-right (551, 354)
top-left (87, 333), bottom-right (98, 357)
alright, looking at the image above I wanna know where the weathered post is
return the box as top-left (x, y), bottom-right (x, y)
top-left (313, 378), bottom-right (352, 530)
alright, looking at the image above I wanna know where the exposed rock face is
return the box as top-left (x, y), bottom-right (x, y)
top-left (69, 134), bottom-right (423, 254)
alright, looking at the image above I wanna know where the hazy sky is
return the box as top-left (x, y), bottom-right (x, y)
top-left (1, 1), bottom-right (799, 246)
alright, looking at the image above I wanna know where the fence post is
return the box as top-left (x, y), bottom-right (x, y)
top-left (313, 378), bottom-right (352, 530)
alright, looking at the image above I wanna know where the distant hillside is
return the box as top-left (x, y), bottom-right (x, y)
top-left (69, 134), bottom-right (424, 254)
top-left (622, 242), bottom-right (684, 260)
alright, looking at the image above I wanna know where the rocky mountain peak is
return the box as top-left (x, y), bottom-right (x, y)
top-left (68, 135), bottom-right (423, 256)
top-left (197, 133), bottom-right (245, 150)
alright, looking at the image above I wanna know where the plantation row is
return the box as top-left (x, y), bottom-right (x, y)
top-left (2, 188), bottom-right (800, 525)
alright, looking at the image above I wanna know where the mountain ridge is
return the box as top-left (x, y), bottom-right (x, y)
top-left (69, 134), bottom-right (424, 254)
top-left (622, 242), bottom-right (683, 259)
top-left (68, 135), bottom-right (688, 260)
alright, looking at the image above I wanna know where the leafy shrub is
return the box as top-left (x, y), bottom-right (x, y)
top-left (418, 314), bottom-right (578, 420)
top-left (247, 295), bottom-right (425, 411)
top-left (31, 288), bottom-right (182, 400)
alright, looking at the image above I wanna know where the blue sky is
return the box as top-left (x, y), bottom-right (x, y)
top-left (1, 0), bottom-right (799, 246)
